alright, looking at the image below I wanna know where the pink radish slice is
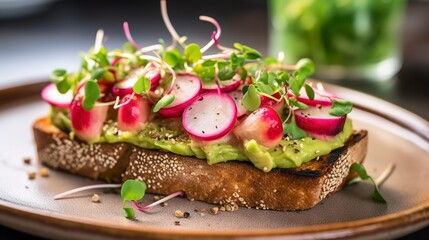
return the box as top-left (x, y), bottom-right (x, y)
top-left (182, 92), bottom-right (237, 141)
top-left (202, 75), bottom-right (241, 92)
top-left (233, 107), bottom-right (283, 149)
top-left (41, 83), bottom-right (73, 108)
top-left (112, 68), bottom-right (161, 96)
top-left (227, 90), bottom-right (248, 119)
top-left (117, 94), bottom-right (151, 132)
top-left (294, 106), bottom-right (346, 137)
top-left (260, 92), bottom-right (285, 114)
top-left (158, 74), bottom-right (202, 118)
top-left (70, 97), bottom-right (108, 142)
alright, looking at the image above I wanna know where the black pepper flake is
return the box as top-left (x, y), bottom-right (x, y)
top-left (183, 212), bottom-right (190, 218)
top-left (174, 221), bottom-right (181, 226)
top-left (216, 112), bottom-right (220, 115)
top-left (215, 125), bottom-right (218, 129)
top-left (312, 137), bottom-right (316, 140)
top-left (198, 97), bottom-right (204, 101)
top-left (202, 130), bottom-right (205, 134)
top-left (294, 149), bottom-right (300, 153)
top-left (194, 117), bottom-right (197, 119)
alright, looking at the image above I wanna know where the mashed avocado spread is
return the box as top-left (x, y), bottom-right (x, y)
top-left (50, 107), bottom-right (353, 172)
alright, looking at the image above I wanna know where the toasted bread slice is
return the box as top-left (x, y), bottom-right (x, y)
top-left (33, 116), bottom-right (368, 211)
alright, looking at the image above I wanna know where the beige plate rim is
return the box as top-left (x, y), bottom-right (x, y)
top-left (0, 81), bottom-right (429, 239)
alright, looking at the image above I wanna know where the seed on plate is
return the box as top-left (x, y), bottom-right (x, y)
top-left (175, 209), bottom-right (184, 218)
top-left (39, 167), bottom-right (49, 177)
top-left (28, 171), bottom-right (36, 180)
top-left (174, 221), bottom-right (181, 226)
top-left (91, 194), bottom-right (100, 203)
top-left (23, 157), bottom-right (32, 165)
top-left (209, 207), bottom-right (219, 215)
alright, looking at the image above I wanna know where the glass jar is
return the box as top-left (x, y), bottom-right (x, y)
top-left (269, 0), bottom-right (406, 81)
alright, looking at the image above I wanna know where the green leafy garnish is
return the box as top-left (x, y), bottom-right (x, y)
top-left (283, 117), bottom-right (307, 140)
top-left (91, 68), bottom-right (107, 80)
top-left (295, 58), bottom-right (315, 77)
top-left (304, 84), bottom-right (315, 100)
top-left (329, 99), bottom-right (353, 116)
top-left (163, 49), bottom-right (183, 68)
top-left (82, 80), bottom-right (100, 110)
top-left (121, 179), bottom-right (147, 218)
top-left (234, 43), bottom-right (262, 60)
top-left (349, 163), bottom-right (387, 203)
top-left (242, 84), bottom-right (260, 111)
top-left (184, 43), bottom-right (202, 65)
top-left (133, 74), bottom-right (151, 95)
top-left (153, 94), bottom-right (175, 112)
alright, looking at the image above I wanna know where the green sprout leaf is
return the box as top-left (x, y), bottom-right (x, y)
top-left (289, 99), bottom-right (308, 110)
top-left (52, 69), bottom-right (67, 78)
top-left (56, 79), bottom-right (72, 94)
top-left (288, 78), bottom-right (301, 97)
top-left (121, 179), bottom-right (147, 218)
top-left (217, 61), bottom-right (235, 81)
top-left (153, 94), bottom-right (175, 112)
top-left (296, 58), bottom-right (315, 76)
top-left (304, 84), bottom-right (315, 100)
top-left (133, 75), bottom-right (151, 94)
top-left (82, 80), bottom-right (100, 110)
top-left (193, 63), bottom-right (216, 82)
top-left (242, 84), bottom-right (260, 111)
top-left (277, 71), bottom-right (289, 84)
top-left (123, 42), bottom-right (137, 53)
top-left (329, 99), bottom-right (353, 116)
top-left (233, 43), bottom-right (262, 59)
top-left (163, 49), bottom-right (182, 68)
top-left (349, 163), bottom-right (387, 203)
top-left (121, 179), bottom-right (147, 201)
top-left (184, 43), bottom-right (202, 65)
top-left (283, 116), bottom-right (307, 140)
top-left (91, 68), bottom-right (107, 80)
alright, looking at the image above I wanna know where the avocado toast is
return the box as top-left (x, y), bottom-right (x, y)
top-left (33, 0), bottom-right (369, 211)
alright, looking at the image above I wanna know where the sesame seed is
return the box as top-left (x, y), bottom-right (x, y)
top-left (27, 171), bottom-right (36, 180)
top-left (23, 157), bottom-right (32, 165)
top-left (91, 194), bottom-right (100, 203)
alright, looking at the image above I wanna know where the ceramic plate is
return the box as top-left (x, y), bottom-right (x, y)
top-left (0, 82), bottom-right (429, 240)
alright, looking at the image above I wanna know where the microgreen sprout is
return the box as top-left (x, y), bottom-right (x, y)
top-left (132, 190), bottom-right (183, 211)
top-left (121, 179), bottom-right (184, 218)
top-left (348, 163), bottom-right (387, 203)
top-left (53, 184), bottom-right (122, 200)
top-left (123, 22), bottom-right (140, 50)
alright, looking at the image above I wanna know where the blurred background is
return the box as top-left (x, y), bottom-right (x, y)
top-left (0, 0), bottom-right (428, 238)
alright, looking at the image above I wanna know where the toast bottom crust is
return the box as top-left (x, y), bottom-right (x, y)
top-left (33, 116), bottom-right (368, 211)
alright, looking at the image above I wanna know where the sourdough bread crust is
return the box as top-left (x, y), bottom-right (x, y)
top-left (33, 116), bottom-right (368, 211)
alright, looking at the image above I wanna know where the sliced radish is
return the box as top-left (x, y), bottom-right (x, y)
top-left (182, 92), bottom-right (237, 141)
top-left (260, 92), bottom-right (285, 115)
top-left (117, 94), bottom-right (151, 132)
top-left (41, 83), bottom-right (74, 108)
top-left (233, 107), bottom-right (283, 148)
top-left (202, 75), bottom-right (241, 92)
top-left (158, 74), bottom-right (202, 118)
top-left (227, 90), bottom-right (248, 119)
top-left (294, 106), bottom-right (346, 137)
top-left (70, 97), bottom-right (108, 143)
top-left (112, 67), bottom-right (161, 96)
